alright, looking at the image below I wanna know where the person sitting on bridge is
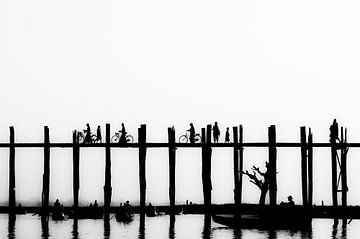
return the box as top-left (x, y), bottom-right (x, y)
top-left (96, 125), bottom-right (102, 143)
top-left (120, 123), bottom-right (127, 143)
top-left (280, 195), bottom-right (295, 207)
top-left (84, 123), bottom-right (92, 143)
top-left (187, 123), bottom-right (195, 143)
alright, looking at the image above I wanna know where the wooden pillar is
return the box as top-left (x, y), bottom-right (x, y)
top-left (300, 126), bottom-right (308, 207)
top-left (268, 125), bottom-right (277, 206)
top-left (202, 125), bottom-right (212, 214)
top-left (42, 126), bottom-right (50, 216)
top-left (168, 127), bottom-right (176, 214)
top-left (233, 126), bottom-right (243, 212)
top-left (138, 124), bottom-right (147, 213)
top-left (72, 130), bottom-right (80, 214)
top-left (308, 129), bottom-right (313, 207)
top-left (104, 124), bottom-right (112, 216)
top-left (330, 128), bottom-right (338, 208)
top-left (341, 128), bottom-right (347, 209)
top-left (9, 126), bottom-right (16, 214)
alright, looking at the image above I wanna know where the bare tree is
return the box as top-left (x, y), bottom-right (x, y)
top-left (242, 162), bottom-right (270, 205)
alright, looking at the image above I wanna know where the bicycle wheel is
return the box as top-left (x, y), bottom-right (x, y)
top-left (179, 135), bottom-right (188, 143)
top-left (91, 135), bottom-right (97, 143)
top-left (78, 133), bottom-right (84, 144)
top-left (195, 135), bottom-right (202, 143)
top-left (126, 135), bottom-right (134, 143)
top-left (111, 135), bottom-right (119, 143)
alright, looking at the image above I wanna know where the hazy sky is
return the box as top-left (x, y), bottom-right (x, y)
top-left (1, 0), bottom-right (360, 206)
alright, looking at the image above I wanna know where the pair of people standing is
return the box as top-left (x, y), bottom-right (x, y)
top-left (187, 122), bottom-right (230, 143)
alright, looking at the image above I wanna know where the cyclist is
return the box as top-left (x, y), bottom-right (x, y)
top-left (187, 123), bottom-right (195, 143)
top-left (84, 123), bottom-right (92, 143)
top-left (120, 123), bottom-right (127, 143)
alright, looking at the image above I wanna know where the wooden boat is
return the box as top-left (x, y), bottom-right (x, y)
top-left (52, 211), bottom-right (65, 221)
top-left (212, 209), bottom-right (312, 229)
top-left (115, 211), bottom-right (134, 223)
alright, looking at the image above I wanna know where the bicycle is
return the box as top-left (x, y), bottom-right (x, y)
top-left (178, 131), bottom-right (202, 143)
top-left (78, 130), bottom-right (98, 144)
top-left (111, 131), bottom-right (134, 144)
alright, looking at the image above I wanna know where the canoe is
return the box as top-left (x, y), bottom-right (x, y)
top-left (212, 213), bottom-right (312, 229)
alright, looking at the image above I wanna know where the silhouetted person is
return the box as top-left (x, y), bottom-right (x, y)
top-left (330, 119), bottom-right (339, 143)
top-left (212, 122), bottom-right (220, 143)
top-left (187, 123), bottom-right (195, 143)
top-left (93, 200), bottom-right (98, 208)
top-left (280, 195), bottom-right (295, 206)
top-left (85, 123), bottom-right (92, 143)
top-left (54, 199), bottom-right (60, 210)
top-left (225, 127), bottom-right (230, 143)
top-left (96, 125), bottom-right (102, 143)
top-left (120, 123), bottom-right (127, 143)
top-left (124, 200), bottom-right (133, 214)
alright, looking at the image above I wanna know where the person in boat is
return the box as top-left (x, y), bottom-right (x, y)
top-left (225, 127), bottom-right (230, 143)
top-left (187, 123), bottom-right (195, 143)
top-left (213, 122), bottom-right (220, 143)
top-left (280, 195), bottom-right (295, 207)
top-left (124, 200), bottom-right (133, 214)
top-left (120, 123), bottom-right (127, 144)
top-left (54, 199), bottom-right (60, 210)
top-left (93, 200), bottom-right (98, 208)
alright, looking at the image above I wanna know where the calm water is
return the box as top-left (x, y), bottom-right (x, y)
top-left (1, 214), bottom-right (359, 239)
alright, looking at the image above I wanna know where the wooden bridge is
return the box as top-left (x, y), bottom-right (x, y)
top-left (3, 123), bottom-right (351, 220)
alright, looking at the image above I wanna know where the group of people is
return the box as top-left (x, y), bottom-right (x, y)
top-left (187, 122), bottom-right (231, 143)
top-left (82, 123), bottom-right (128, 144)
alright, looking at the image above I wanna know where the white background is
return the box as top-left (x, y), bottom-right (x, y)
top-left (1, 0), bottom-right (360, 207)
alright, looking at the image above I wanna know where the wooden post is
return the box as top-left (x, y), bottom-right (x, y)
top-left (330, 128), bottom-right (338, 208)
top-left (138, 124), bottom-right (147, 213)
top-left (238, 125), bottom-right (244, 207)
top-left (233, 126), bottom-right (243, 214)
top-left (9, 126), bottom-right (16, 215)
top-left (307, 128), bottom-right (313, 207)
top-left (202, 125), bottom-right (212, 214)
top-left (300, 126), bottom-right (308, 207)
top-left (341, 127), bottom-right (347, 209)
top-left (72, 130), bottom-right (80, 214)
top-left (168, 127), bottom-right (176, 214)
top-left (42, 126), bottom-right (50, 216)
top-left (104, 124), bottom-right (112, 217)
top-left (268, 125), bottom-right (277, 206)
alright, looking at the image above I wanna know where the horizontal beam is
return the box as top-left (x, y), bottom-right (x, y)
top-left (0, 142), bottom-right (357, 148)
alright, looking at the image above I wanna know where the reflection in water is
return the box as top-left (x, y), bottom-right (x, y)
top-left (267, 229), bottom-right (276, 239)
top-left (169, 214), bottom-right (175, 239)
top-left (8, 216), bottom-right (15, 239)
top-left (138, 213), bottom-right (145, 239)
top-left (72, 219), bottom-right (79, 239)
top-left (104, 217), bottom-right (110, 239)
top-left (331, 220), bottom-right (348, 239)
top-left (41, 217), bottom-right (49, 239)
top-left (202, 214), bottom-right (212, 239)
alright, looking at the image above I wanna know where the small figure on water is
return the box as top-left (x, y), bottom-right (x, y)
top-left (280, 195), bottom-right (295, 207)
top-left (225, 127), bottom-right (230, 143)
top-left (93, 200), bottom-right (98, 208)
top-left (187, 123), bottom-right (195, 143)
top-left (96, 125), bottom-right (102, 143)
top-left (54, 199), bottom-right (60, 210)
top-left (212, 122), bottom-right (220, 143)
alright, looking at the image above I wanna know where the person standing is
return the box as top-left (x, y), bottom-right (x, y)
top-left (96, 125), bottom-right (102, 143)
top-left (213, 122), bottom-right (220, 143)
top-left (225, 127), bottom-right (230, 143)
